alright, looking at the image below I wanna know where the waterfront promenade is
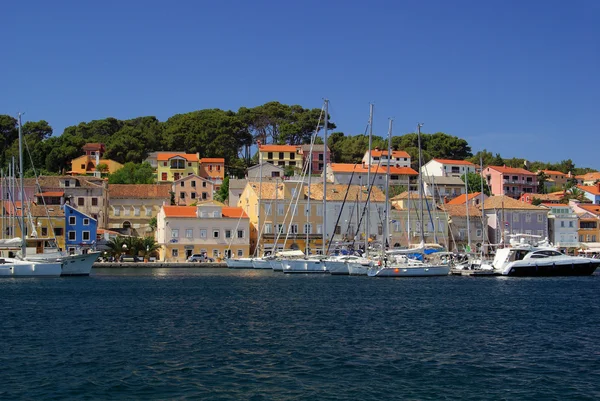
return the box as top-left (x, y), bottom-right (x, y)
top-left (93, 262), bottom-right (227, 268)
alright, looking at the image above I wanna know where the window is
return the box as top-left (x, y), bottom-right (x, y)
top-left (64, 180), bottom-right (70, 187)
top-left (476, 229), bottom-right (482, 238)
top-left (186, 229), bottom-right (193, 238)
top-left (54, 228), bottom-right (63, 236)
top-left (191, 181), bottom-right (196, 188)
top-left (213, 211), bottom-right (219, 218)
top-left (81, 164), bottom-right (85, 169)
top-left (317, 224), bottom-right (323, 234)
top-left (82, 231), bottom-right (90, 241)
top-left (114, 208), bottom-right (120, 216)
top-left (134, 207), bottom-right (140, 216)
top-left (225, 230), bottom-right (232, 239)
top-left (68, 231), bottom-right (76, 241)
top-left (161, 172), bottom-right (167, 181)
top-left (69, 216), bottom-right (76, 225)
top-left (145, 208), bottom-right (152, 216)
top-left (209, 165), bottom-right (213, 171)
top-left (41, 227), bottom-right (48, 236)
top-left (200, 229), bottom-right (207, 238)
top-left (237, 230), bottom-right (244, 238)
top-left (171, 229), bottom-right (179, 238)
top-left (91, 198), bottom-right (98, 206)
top-left (217, 165), bottom-right (221, 171)
top-left (561, 221), bottom-right (565, 228)
top-left (277, 204), bottom-right (285, 216)
top-left (264, 203), bottom-right (272, 215)
top-left (569, 221), bottom-right (574, 228)
top-left (317, 205), bottom-right (323, 216)
top-left (525, 213), bottom-right (531, 222)
top-left (172, 249), bottom-right (178, 257)
top-left (213, 230), bottom-right (220, 238)
top-left (180, 192), bottom-right (186, 199)
top-left (267, 152), bottom-right (273, 159)
top-left (264, 224), bottom-right (272, 234)
top-left (78, 197), bottom-right (85, 206)
top-left (537, 214), bottom-right (543, 223)
top-left (279, 152), bottom-right (284, 160)
top-left (277, 224), bottom-right (285, 234)
top-left (289, 224), bottom-right (298, 234)
top-left (336, 225), bottom-right (342, 235)
top-left (202, 192), bottom-right (208, 200)
top-left (124, 208), bottom-right (130, 216)
top-left (513, 213), bottom-right (519, 222)
top-left (213, 249), bottom-right (219, 258)
top-left (202, 181), bottom-right (207, 188)
top-left (188, 162), bottom-right (192, 167)
top-left (180, 181), bottom-right (185, 187)
top-left (83, 218), bottom-right (89, 225)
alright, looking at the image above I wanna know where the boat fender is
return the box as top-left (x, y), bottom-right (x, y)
top-left (377, 260), bottom-right (382, 267)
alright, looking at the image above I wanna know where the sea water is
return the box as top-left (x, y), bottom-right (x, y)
top-left (1, 268), bottom-right (599, 400)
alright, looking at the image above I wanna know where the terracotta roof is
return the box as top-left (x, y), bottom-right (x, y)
top-left (36, 191), bottom-right (64, 197)
top-left (23, 176), bottom-right (104, 189)
top-left (109, 184), bottom-right (171, 198)
top-left (540, 170), bottom-right (566, 176)
top-left (482, 195), bottom-right (545, 210)
top-left (528, 193), bottom-right (563, 201)
top-left (300, 144), bottom-right (330, 152)
top-left (371, 150), bottom-right (410, 158)
top-left (163, 206), bottom-right (196, 217)
top-left (578, 204), bottom-right (600, 215)
top-left (82, 143), bottom-right (105, 150)
top-left (259, 144), bottom-right (299, 152)
top-left (575, 172), bottom-right (600, 181)
top-left (173, 174), bottom-right (212, 184)
top-left (577, 184), bottom-right (600, 195)
top-left (440, 204), bottom-right (482, 217)
top-left (390, 191), bottom-right (428, 201)
top-left (446, 192), bottom-right (482, 205)
top-left (432, 158), bottom-right (475, 166)
top-left (200, 158), bottom-right (225, 163)
top-left (305, 183), bottom-right (386, 202)
top-left (486, 166), bottom-right (537, 175)
top-left (221, 207), bottom-right (248, 218)
top-left (329, 163), bottom-right (418, 175)
top-left (156, 153), bottom-right (199, 162)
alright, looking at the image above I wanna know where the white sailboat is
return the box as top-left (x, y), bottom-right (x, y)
top-left (0, 114), bottom-right (62, 277)
top-left (368, 121), bottom-right (450, 278)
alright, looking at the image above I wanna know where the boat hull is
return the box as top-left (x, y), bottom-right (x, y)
top-left (283, 259), bottom-right (327, 273)
top-left (0, 260), bottom-right (62, 277)
top-left (325, 260), bottom-right (348, 275)
top-left (269, 260), bottom-right (283, 271)
top-left (368, 265), bottom-right (450, 277)
top-left (502, 259), bottom-right (600, 277)
top-left (252, 258), bottom-right (272, 269)
top-left (226, 258), bottom-right (254, 269)
top-left (27, 251), bottom-right (100, 276)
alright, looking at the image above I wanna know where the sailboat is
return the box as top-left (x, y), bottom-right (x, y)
top-left (368, 122), bottom-right (450, 277)
top-left (0, 113), bottom-right (62, 277)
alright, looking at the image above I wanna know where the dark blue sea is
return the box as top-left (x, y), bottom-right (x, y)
top-left (1, 268), bottom-right (599, 400)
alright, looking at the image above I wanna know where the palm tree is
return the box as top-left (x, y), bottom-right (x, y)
top-left (141, 236), bottom-right (160, 260)
top-left (560, 186), bottom-right (586, 204)
top-left (106, 236), bottom-right (126, 258)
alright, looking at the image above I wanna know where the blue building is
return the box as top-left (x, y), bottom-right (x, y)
top-left (64, 204), bottom-right (98, 254)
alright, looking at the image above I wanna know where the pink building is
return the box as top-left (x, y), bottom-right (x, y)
top-left (300, 144), bottom-right (331, 174)
top-left (172, 174), bottom-right (214, 206)
top-left (482, 165), bottom-right (537, 199)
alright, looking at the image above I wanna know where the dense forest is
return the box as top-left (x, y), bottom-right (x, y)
top-left (0, 101), bottom-right (596, 179)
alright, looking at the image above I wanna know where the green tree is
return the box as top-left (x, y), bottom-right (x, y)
top-left (140, 236), bottom-right (160, 259)
top-left (105, 236), bottom-right (126, 258)
top-left (461, 172), bottom-right (490, 196)
top-left (215, 176), bottom-right (229, 203)
top-left (148, 217), bottom-right (157, 231)
top-left (108, 162), bottom-right (155, 184)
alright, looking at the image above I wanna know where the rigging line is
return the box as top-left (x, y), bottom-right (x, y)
top-left (350, 156), bottom-right (383, 249)
top-left (326, 165), bottom-right (356, 255)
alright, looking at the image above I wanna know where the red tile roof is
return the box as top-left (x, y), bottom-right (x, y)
top-left (540, 170), bottom-right (566, 176)
top-left (36, 191), bottom-right (64, 197)
top-left (578, 204), bottom-right (600, 215)
top-left (163, 206), bottom-right (197, 217)
top-left (371, 149), bottom-right (410, 158)
top-left (200, 158), bottom-right (225, 163)
top-left (259, 144), bottom-right (299, 152)
top-left (578, 184), bottom-right (600, 195)
top-left (156, 153), bottom-right (199, 162)
top-left (446, 192), bottom-right (482, 205)
top-left (432, 158), bottom-right (475, 166)
top-left (222, 207), bottom-right (248, 218)
top-left (109, 184), bottom-right (171, 198)
top-left (329, 163), bottom-right (418, 175)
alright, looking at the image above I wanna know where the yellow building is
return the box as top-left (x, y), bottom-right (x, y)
top-left (157, 153), bottom-right (200, 182)
top-left (237, 180), bottom-right (386, 255)
top-left (69, 143), bottom-right (123, 175)
top-left (155, 201), bottom-right (249, 262)
top-left (258, 144), bottom-right (301, 168)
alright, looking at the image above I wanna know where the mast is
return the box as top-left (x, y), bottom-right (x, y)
top-left (407, 175), bottom-right (411, 246)
top-left (417, 123), bottom-right (424, 243)
top-left (365, 103), bottom-right (373, 256)
top-left (465, 168), bottom-right (471, 252)
top-left (18, 113), bottom-right (26, 257)
top-left (321, 99), bottom-right (328, 255)
top-left (383, 119), bottom-right (393, 260)
top-left (305, 153), bottom-right (312, 255)
top-left (480, 156), bottom-right (486, 255)
top-left (255, 141), bottom-right (263, 258)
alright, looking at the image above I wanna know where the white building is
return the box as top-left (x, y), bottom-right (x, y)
top-left (325, 163), bottom-right (418, 190)
top-left (542, 203), bottom-right (579, 250)
top-left (421, 158), bottom-right (477, 178)
top-left (362, 148), bottom-right (411, 168)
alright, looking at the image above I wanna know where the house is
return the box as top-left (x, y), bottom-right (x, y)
top-left (538, 170), bottom-right (569, 190)
top-left (325, 163), bottom-right (418, 190)
top-left (172, 174), bottom-right (214, 205)
top-left (25, 176), bottom-right (108, 228)
top-left (258, 144), bottom-right (301, 168)
top-left (575, 171), bottom-right (600, 186)
top-left (389, 196), bottom-right (450, 249)
top-left (421, 159), bottom-right (477, 178)
top-left (439, 204), bottom-right (485, 253)
top-left (237, 180), bottom-right (386, 255)
top-left (577, 183), bottom-right (600, 204)
top-left (156, 153), bottom-right (200, 182)
top-left (482, 166), bottom-right (537, 199)
top-left (362, 148), bottom-right (411, 168)
top-left (300, 144), bottom-right (331, 174)
top-left (199, 158), bottom-right (225, 192)
top-left (570, 202), bottom-right (600, 248)
top-left (246, 162), bottom-right (284, 180)
top-left (228, 178), bottom-right (248, 207)
top-left (156, 201), bottom-right (249, 261)
top-left (446, 192), bottom-right (488, 207)
top-left (539, 203), bottom-right (579, 251)
top-left (107, 184), bottom-right (171, 236)
top-left (68, 143), bottom-right (123, 175)
top-left (64, 204), bottom-right (98, 255)
top-left (481, 195), bottom-right (548, 246)
top-left (520, 191), bottom-right (563, 204)
top-left (421, 175), bottom-right (466, 203)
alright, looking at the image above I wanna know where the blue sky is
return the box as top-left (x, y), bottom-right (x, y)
top-left (2, 0), bottom-right (598, 169)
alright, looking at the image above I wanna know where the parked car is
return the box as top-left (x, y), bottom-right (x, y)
top-left (120, 255), bottom-right (142, 262)
top-left (187, 254), bottom-right (214, 263)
